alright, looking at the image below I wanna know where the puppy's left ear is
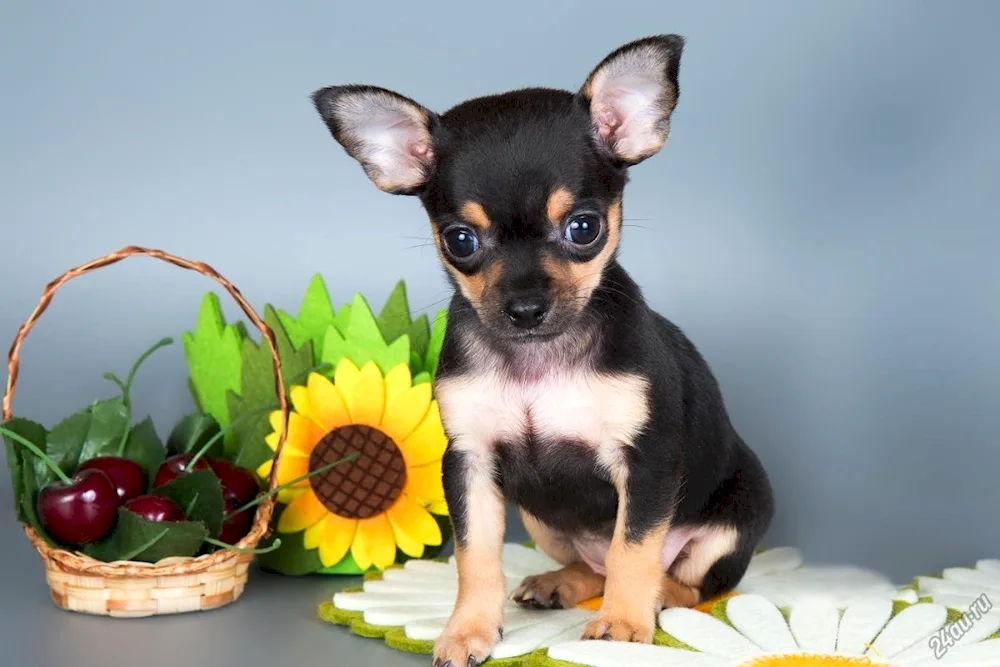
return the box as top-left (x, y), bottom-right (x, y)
top-left (312, 85), bottom-right (438, 195)
top-left (580, 35), bottom-right (684, 165)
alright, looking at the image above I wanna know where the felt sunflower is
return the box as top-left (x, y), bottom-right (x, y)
top-left (256, 358), bottom-right (448, 570)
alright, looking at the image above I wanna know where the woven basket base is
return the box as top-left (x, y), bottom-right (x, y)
top-left (43, 554), bottom-right (254, 617)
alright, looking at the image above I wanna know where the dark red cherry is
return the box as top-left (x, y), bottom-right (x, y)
top-left (153, 453), bottom-right (210, 488)
top-left (37, 469), bottom-right (119, 545)
top-left (124, 495), bottom-right (185, 522)
top-left (77, 456), bottom-right (147, 503)
top-left (218, 494), bottom-right (253, 544)
top-left (207, 458), bottom-right (260, 505)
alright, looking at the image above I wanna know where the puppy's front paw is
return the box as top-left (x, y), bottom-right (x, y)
top-left (432, 606), bottom-right (504, 667)
top-left (582, 612), bottom-right (654, 643)
top-left (511, 564), bottom-right (605, 610)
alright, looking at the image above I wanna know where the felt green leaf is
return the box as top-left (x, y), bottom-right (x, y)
top-left (229, 306), bottom-right (313, 469)
top-left (277, 273), bottom-right (337, 361)
top-left (19, 460), bottom-right (57, 546)
top-left (412, 371), bottom-right (432, 386)
top-left (1, 418), bottom-right (46, 524)
top-left (409, 351), bottom-right (425, 375)
top-left (152, 469), bottom-right (224, 538)
top-left (181, 292), bottom-right (246, 429)
top-left (346, 294), bottom-right (386, 347)
top-left (84, 508), bottom-right (208, 563)
top-left (321, 327), bottom-right (410, 377)
top-left (376, 281), bottom-right (413, 348)
top-left (409, 313), bottom-right (430, 361)
top-left (255, 506), bottom-right (323, 575)
top-left (425, 309), bottom-right (448, 378)
top-left (315, 551), bottom-right (366, 575)
top-left (121, 417), bottom-right (167, 480)
top-left (166, 412), bottom-right (222, 456)
top-left (77, 397), bottom-right (130, 463)
top-left (43, 408), bottom-right (92, 484)
top-left (334, 303), bottom-right (353, 337)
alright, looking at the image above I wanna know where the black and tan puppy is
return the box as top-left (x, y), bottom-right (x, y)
top-left (312, 34), bottom-right (774, 666)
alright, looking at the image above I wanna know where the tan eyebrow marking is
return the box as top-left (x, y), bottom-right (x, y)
top-left (546, 187), bottom-right (575, 226)
top-left (460, 201), bottom-right (492, 230)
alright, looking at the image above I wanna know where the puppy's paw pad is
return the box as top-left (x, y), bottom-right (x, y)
top-left (510, 569), bottom-right (598, 610)
top-left (582, 615), bottom-right (654, 643)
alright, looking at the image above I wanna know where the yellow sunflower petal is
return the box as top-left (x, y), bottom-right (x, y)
top-left (382, 383), bottom-right (432, 443)
top-left (390, 520), bottom-right (425, 558)
top-left (403, 463), bottom-right (445, 506)
top-left (306, 372), bottom-right (351, 431)
top-left (383, 364), bottom-right (412, 406)
top-left (256, 459), bottom-right (273, 480)
top-left (277, 486), bottom-right (307, 504)
top-left (319, 514), bottom-right (358, 567)
top-left (334, 358), bottom-right (362, 404)
top-left (427, 498), bottom-right (449, 515)
top-left (275, 455), bottom-right (310, 488)
top-left (356, 513), bottom-right (397, 570)
top-left (399, 401), bottom-right (447, 467)
top-left (387, 493), bottom-right (442, 547)
top-left (348, 361), bottom-right (386, 428)
top-left (268, 411), bottom-right (323, 457)
top-left (290, 384), bottom-right (324, 430)
top-left (304, 514), bottom-right (328, 549)
top-left (277, 490), bottom-right (327, 533)
top-left (350, 524), bottom-right (371, 570)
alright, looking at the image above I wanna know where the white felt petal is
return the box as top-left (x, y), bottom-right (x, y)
top-left (942, 567), bottom-right (1000, 590)
top-left (547, 641), bottom-right (729, 667)
top-left (836, 598), bottom-right (894, 655)
top-left (898, 639), bottom-right (1000, 667)
top-left (891, 611), bottom-right (1000, 663)
top-left (403, 616), bottom-right (452, 641)
top-left (741, 566), bottom-right (896, 608)
top-left (896, 589), bottom-right (921, 603)
top-left (658, 607), bottom-right (762, 660)
top-left (741, 547), bottom-right (804, 579)
top-left (500, 543), bottom-right (562, 579)
top-left (932, 593), bottom-right (996, 611)
top-left (333, 590), bottom-right (457, 610)
top-left (365, 604), bottom-right (457, 626)
top-left (789, 598), bottom-right (840, 653)
top-left (362, 579), bottom-right (457, 595)
top-left (975, 559), bottom-right (1000, 576)
top-left (917, 577), bottom-right (1000, 601)
top-left (381, 566), bottom-right (456, 584)
top-left (866, 603), bottom-right (947, 659)
top-left (725, 595), bottom-right (798, 652)
top-left (491, 609), bottom-right (593, 659)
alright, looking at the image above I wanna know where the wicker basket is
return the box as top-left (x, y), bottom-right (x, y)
top-left (2, 246), bottom-right (290, 617)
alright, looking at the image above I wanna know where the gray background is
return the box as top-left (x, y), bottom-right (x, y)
top-left (1, 1), bottom-right (998, 665)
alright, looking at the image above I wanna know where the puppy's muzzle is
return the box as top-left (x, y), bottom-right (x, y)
top-left (504, 291), bottom-right (550, 330)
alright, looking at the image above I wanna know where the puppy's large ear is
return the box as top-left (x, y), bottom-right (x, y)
top-left (580, 35), bottom-right (684, 165)
top-left (312, 85), bottom-right (437, 194)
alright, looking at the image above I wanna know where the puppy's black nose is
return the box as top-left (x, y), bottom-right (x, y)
top-left (505, 294), bottom-right (549, 330)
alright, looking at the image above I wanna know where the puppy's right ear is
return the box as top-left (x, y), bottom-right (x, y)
top-left (312, 85), bottom-right (438, 195)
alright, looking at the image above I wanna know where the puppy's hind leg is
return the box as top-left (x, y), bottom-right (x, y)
top-left (661, 525), bottom-right (742, 609)
top-left (512, 511), bottom-right (606, 609)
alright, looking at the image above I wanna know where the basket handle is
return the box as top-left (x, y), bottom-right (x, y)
top-left (1, 245), bottom-right (290, 492)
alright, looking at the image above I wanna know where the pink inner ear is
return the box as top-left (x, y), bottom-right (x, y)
top-left (589, 70), bottom-right (670, 162)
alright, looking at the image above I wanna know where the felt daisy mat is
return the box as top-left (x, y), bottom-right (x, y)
top-left (319, 544), bottom-right (1000, 666)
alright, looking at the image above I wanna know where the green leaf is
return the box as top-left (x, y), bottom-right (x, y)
top-left (2, 418), bottom-right (46, 523)
top-left (78, 397), bottom-right (130, 463)
top-left (277, 273), bottom-right (337, 361)
top-left (376, 281), bottom-right (413, 348)
top-left (412, 371), bottom-right (432, 386)
top-left (229, 306), bottom-right (313, 469)
top-left (255, 506), bottom-right (323, 575)
top-left (376, 335), bottom-right (411, 375)
top-left (166, 412), bottom-right (222, 456)
top-left (409, 313), bottom-right (430, 361)
top-left (151, 470), bottom-right (224, 538)
top-left (181, 292), bottom-right (246, 429)
top-left (321, 327), bottom-right (410, 377)
top-left (43, 408), bottom-right (92, 485)
top-left (425, 309), bottom-right (448, 378)
top-left (19, 459), bottom-right (61, 547)
top-left (84, 508), bottom-right (208, 563)
top-left (333, 303), bottom-right (353, 337)
top-left (121, 417), bottom-right (167, 480)
top-left (346, 294), bottom-right (385, 348)
top-left (409, 351), bottom-right (425, 375)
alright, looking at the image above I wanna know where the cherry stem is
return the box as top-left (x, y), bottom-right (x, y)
top-left (0, 426), bottom-right (73, 485)
top-left (119, 528), bottom-right (169, 561)
top-left (221, 452), bottom-right (360, 521)
top-left (204, 536), bottom-right (282, 555)
top-left (111, 337), bottom-right (174, 456)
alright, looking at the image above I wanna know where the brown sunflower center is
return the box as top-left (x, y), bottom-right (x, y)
top-left (308, 424), bottom-right (407, 519)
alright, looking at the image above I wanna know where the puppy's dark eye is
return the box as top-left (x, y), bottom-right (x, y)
top-left (564, 214), bottom-right (602, 246)
top-left (442, 226), bottom-right (480, 258)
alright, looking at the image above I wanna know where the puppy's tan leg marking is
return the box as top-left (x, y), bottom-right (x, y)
top-left (659, 575), bottom-right (700, 609)
top-left (433, 477), bottom-right (506, 667)
top-left (519, 510), bottom-right (580, 566)
top-left (512, 562), bottom-right (606, 610)
top-left (583, 476), bottom-right (667, 643)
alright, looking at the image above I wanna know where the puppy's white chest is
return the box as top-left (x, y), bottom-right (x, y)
top-left (437, 369), bottom-right (650, 453)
